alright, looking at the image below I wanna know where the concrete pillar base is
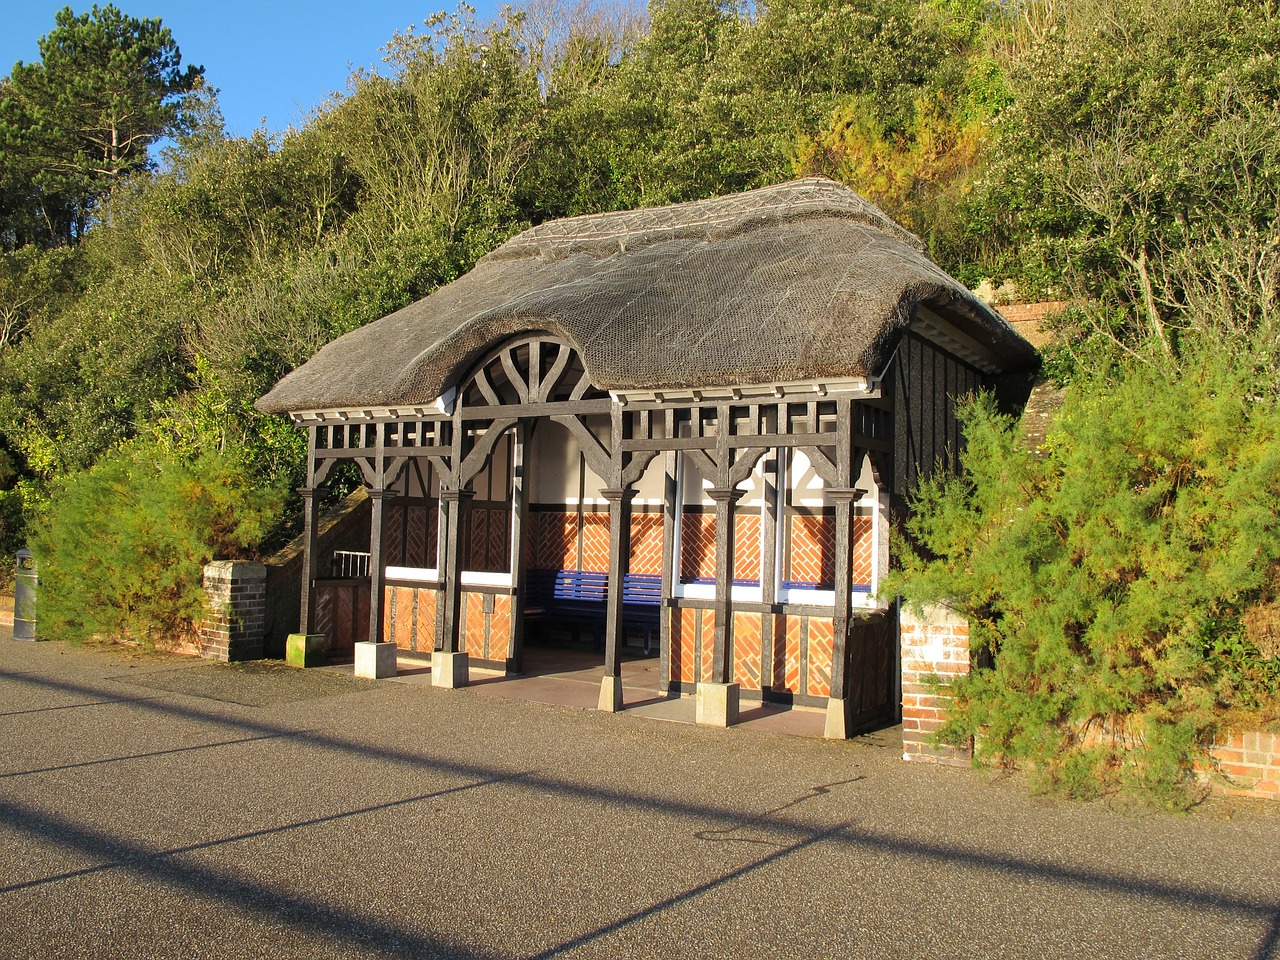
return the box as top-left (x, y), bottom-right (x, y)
top-left (431, 650), bottom-right (469, 688)
top-left (354, 641), bottom-right (398, 679)
top-left (286, 633), bottom-right (328, 668)
top-left (824, 696), bottom-right (850, 739)
top-left (695, 681), bottom-right (740, 728)
top-left (598, 674), bottom-right (624, 713)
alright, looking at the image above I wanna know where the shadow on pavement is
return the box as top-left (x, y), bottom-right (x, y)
top-left (1, 667), bottom-right (1277, 960)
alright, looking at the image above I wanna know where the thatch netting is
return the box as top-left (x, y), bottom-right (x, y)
top-left (258, 178), bottom-right (1036, 415)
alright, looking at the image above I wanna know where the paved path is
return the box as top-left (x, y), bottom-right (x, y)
top-left (1, 638), bottom-right (1277, 959)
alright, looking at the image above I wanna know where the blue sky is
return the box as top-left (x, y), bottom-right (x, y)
top-left (2, 1), bottom-right (504, 137)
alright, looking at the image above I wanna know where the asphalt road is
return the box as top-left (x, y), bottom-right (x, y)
top-left (1, 638), bottom-right (1277, 960)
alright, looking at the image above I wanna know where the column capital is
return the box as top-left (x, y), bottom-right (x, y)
top-left (366, 487), bottom-right (394, 501)
top-left (598, 487), bottom-right (638, 503)
top-left (824, 486), bottom-right (866, 503)
top-left (439, 487), bottom-right (476, 503)
top-left (706, 486), bottom-right (745, 504)
top-left (297, 486), bottom-right (319, 498)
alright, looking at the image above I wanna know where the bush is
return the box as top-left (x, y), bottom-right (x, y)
top-left (896, 344), bottom-right (1280, 806)
top-left (30, 439), bottom-right (284, 646)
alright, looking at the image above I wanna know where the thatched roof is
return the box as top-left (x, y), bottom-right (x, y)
top-left (258, 178), bottom-right (1037, 415)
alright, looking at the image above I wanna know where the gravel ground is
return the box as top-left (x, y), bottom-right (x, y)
top-left (1, 637), bottom-right (1277, 960)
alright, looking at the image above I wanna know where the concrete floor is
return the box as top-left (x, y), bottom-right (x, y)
top-left (349, 643), bottom-right (828, 738)
top-left (3, 637), bottom-right (1279, 959)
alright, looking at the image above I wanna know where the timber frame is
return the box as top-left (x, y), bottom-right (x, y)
top-left (287, 328), bottom-right (989, 737)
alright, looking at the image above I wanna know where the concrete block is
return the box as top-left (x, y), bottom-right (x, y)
top-left (824, 696), bottom-right (848, 739)
top-left (286, 633), bottom-right (328, 668)
top-left (354, 641), bottom-right (398, 679)
top-left (695, 681), bottom-right (740, 728)
top-left (598, 674), bottom-right (624, 713)
top-left (431, 650), bottom-right (469, 688)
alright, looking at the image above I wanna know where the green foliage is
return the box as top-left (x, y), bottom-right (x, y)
top-left (963, 0), bottom-right (1280, 364)
top-left (31, 438), bottom-right (284, 645)
top-left (0, 4), bottom-right (203, 248)
top-left (896, 343), bottom-right (1280, 805)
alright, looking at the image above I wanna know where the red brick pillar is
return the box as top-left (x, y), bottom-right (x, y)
top-left (900, 605), bottom-right (971, 765)
top-left (201, 561), bottom-right (267, 662)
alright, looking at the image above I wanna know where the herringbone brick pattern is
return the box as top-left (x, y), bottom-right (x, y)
top-left (735, 515), bottom-right (761, 581)
top-left (772, 614), bottom-right (803, 695)
top-left (629, 513), bottom-right (664, 575)
top-left (788, 515), bottom-right (834, 586)
top-left (699, 608), bottom-right (716, 682)
top-left (465, 507), bottom-right (510, 573)
top-left (530, 512), bottom-right (576, 570)
top-left (382, 504), bottom-right (439, 569)
top-left (679, 513), bottom-right (764, 582)
top-left (462, 592), bottom-right (486, 658)
top-left (406, 504), bottom-right (436, 568)
top-left (336, 584), bottom-right (366, 656)
top-left (807, 616), bottom-right (834, 697)
top-left (388, 586), bottom-right (408, 648)
top-left (670, 607), bottom-right (698, 683)
top-left (580, 512), bottom-right (610, 572)
top-left (732, 612), bottom-right (762, 690)
top-left (489, 594), bottom-right (511, 660)
top-left (852, 514), bottom-right (873, 586)
top-left (414, 588), bottom-right (438, 652)
top-left (680, 514), bottom-right (715, 580)
top-left (384, 508), bottom-right (403, 568)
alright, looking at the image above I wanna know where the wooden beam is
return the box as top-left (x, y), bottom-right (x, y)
top-left (552, 414), bottom-right (613, 481)
top-left (464, 399), bottom-right (613, 419)
top-left (457, 418), bottom-right (519, 486)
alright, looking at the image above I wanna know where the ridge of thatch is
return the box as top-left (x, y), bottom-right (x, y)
top-left (258, 178), bottom-right (1037, 415)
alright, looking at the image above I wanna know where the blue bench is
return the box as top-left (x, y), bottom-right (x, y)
top-left (525, 569), bottom-right (662, 653)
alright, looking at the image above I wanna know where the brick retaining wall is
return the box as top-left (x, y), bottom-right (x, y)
top-left (900, 604), bottom-right (971, 766)
top-left (1209, 730), bottom-right (1280, 800)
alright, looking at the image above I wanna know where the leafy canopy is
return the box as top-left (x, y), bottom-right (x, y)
top-left (897, 339), bottom-right (1280, 804)
top-left (0, 3), bottom-right (203, 247)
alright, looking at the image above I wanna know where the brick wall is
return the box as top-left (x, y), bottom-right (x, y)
top-left (900, 604), bottom-right (971, 766)
top-left (1209, 730), bottom-right (1280, 800)
top-left (200, 561), bottom-right (267, 662)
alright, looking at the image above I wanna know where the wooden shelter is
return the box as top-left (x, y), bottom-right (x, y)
top-left (258, 178), bottom-right (1037, 737)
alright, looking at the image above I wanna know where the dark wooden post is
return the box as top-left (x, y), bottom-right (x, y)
top-left (438, 486), bottom-right (472, 655)
top-left (760, 452), bottom-right (780, 608)
top-left (509, 421), bottom-right (531, 674)
top-left (825, 484), bottom-right (862, 737)
top-left (354, 422), bottom-right (398, 679)
top-left (366, 488), bottom-right (388, 645)
top-left (297, 486), bottom-right (320, 636)
top-left (658, 448), bottom-right (678, 694)
top-left (824, 399), bottom-right (863, 737)
top-left (433, 484), bottom-right (473, 687)
top-left (598, 486), bottom-right (635, 711)
top-left (707, 486), bottom-right (743, 685)
top-left (286, 420), bottom-right (330, 668)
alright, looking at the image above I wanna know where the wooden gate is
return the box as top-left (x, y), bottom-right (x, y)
top-left (312, 578), bottom-right (370, 660)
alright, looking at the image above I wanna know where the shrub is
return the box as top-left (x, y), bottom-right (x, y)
top-left (30, 439), bottom-right (284, 646)
top-left (896, 344), bottom-right (1280, 806)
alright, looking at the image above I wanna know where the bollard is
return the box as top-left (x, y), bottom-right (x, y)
top-left (14, 549), bottom-right (37, 641)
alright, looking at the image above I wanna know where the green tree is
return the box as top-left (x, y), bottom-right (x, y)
top-left (0, 3), bottom-right (203, 247)
top-left (896, 349), bottom-right (1280, 805)
top-left (963, 0), bottom-right (1280, 366)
